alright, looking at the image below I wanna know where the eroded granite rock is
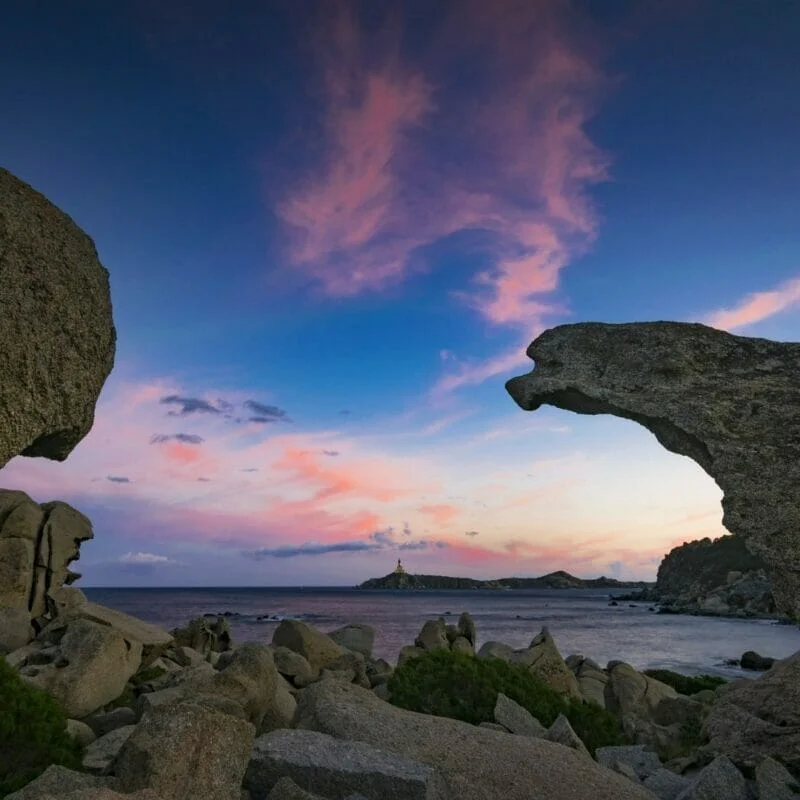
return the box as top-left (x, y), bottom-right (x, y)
top-left (506, 321), bottom-right (800, 619)
top-left (0, 167), bottom-right (115, 469)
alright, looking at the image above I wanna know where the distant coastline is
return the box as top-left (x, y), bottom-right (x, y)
top-left (356, 568), bottom-right (653, 591)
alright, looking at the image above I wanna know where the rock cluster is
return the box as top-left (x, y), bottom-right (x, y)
top-left (506, 321), bottom-right (800, 620)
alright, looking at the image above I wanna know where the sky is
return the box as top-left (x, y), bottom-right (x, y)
top-left (1, 0), bottom-right (799, 587)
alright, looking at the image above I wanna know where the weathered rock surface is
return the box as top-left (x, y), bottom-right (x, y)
top-left (66, 718), bottom-right (97, 747)
top-left (704, 650), bottom-right (800, 774)
top-left (82, 725), bottom-right (137, 775)
top-left (493, 692), bottom-right (546, 737)
top-left (506, 321), bottom-right (800, 619)
top-left (293, 679), bottom-right (655, 799)
top-left (264, 777), bottom-right (327, 800)
top-left (0, 167), bottom-right (116, 469)
top-left (414, 618), bottom-right (450, 652)
top-left (0, 491), bottom-right (94, 620)
top-left (115, 701), bottom-right (255, 800)
top-left (3, 765), bottom-right (114, 800)
top-left (21, 617), bottom-right (141, 717)
top-left (327, 623), bottom-right (375, 658)
top-left (754, 756), bottom-right (800, 800)
top-left (78, 603), bottom-right (173, 666)
top-left (170, 616), bottom-right (231, 656)
top-left (524, 626), bottom-right (581, 697)
top-left (0, 605), bottom-right (33, 653)
top-left (272, 620), bottom-right (342, 675)
top-left (643, 768), bottom-right (692, 800)
top-left (605, 662), bottom-right (677, 718)
top-left (675, 754), bottom-right (748, 800)
top-left (269, 646), bottom-right (314, 687)
top-left (596, 745), bottom-right (663, 781)
top-left (245, 729), bottom-right (447, 799)
top-left (546, 713), bottom-right (589, 756)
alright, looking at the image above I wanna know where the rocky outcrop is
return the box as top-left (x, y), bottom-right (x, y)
top-left (0, 491), bottom-right (94, 626)
top-left (272, 620), bottom-right (343, 676)
top-left (170, 616), bottom-right (232, 656)
top-left (0, 167), bottom-right (115, 469)
top-left (115, 701), bottom-right (255, 800)
top-left (293, 680), bottom-right (655, 800)
top-left (506, 321), bottom-right (800, 620)
top-left (18, 617), bottom-right (141, 717)
top-left (704, 650), bottom-right (800, 775)
top-left (245, 729), bottom-right (447, 799)
top-left (654, 535), bottom-right (776, 619)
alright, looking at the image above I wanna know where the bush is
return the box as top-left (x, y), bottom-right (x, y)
top-left (643, 669), bottom-right (727, 695)
top-left (0, 656), bottom-right (82, 797)
top-left (387, 649), bottom-right (626, 754)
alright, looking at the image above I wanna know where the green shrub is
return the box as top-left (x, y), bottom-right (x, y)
top-left (643, 669), bottom-right (727, 695)
top-left (387, 649), bottom-right (626, 754)
top-left (0, 656), bottom-right (82, 797)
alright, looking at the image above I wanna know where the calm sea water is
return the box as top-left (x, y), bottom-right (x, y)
top-left (84, 587), bottom-right (800, 678)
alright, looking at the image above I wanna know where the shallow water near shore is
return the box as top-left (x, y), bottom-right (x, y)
top-left (85, 586), bottom-right (800, 678)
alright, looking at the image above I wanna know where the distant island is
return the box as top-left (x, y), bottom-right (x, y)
top-left (357, 559), bottom-right (653, 591)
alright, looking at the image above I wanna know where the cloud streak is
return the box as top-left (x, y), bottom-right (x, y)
top-left (704, 276), bottom-right (800, 331)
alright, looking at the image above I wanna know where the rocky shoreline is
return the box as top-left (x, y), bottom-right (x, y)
top-left (2, 169), bottom-right (800, 800)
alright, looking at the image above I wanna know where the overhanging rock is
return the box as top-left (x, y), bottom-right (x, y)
top-left (506, 321), bottom-right (800, 621)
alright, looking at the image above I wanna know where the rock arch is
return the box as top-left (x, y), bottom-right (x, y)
top-left (506, 321), bottom-right (800, 621)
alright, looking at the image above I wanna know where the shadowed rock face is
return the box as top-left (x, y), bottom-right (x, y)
top-left (506, 321), bottom-right (800, 620)
top-left (0, 167), bottom-right (116, 468)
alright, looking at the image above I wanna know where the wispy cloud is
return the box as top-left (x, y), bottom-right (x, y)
top-left (244, 400), bottom-right (291, 424)
top-left (107, 475), bottom-right (131, 484)
top-left (150, 433), bottom-right (205, 445)
top-left (160, 395), bottom-right (224, 416)
top-left (118, 551), bottom-right (173, 565)
top-left (277, 2), bottom-right (611, 393)
top-left (703, 276), bottom-right (800, 331)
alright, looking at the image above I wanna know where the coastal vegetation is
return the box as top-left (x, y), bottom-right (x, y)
top-left (642, 669), bottom-right (727, 696)
top-left (387, 649), bottom-right (627, 755)
top-left (0, 656), bottom-right (82, 796)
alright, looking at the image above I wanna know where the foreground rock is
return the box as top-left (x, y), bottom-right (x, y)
top-left (0, 167), bottom-right (116, 470)
top-left (20, 618), bottom-right (141, 717)
top-left (115, 701), bottom-right (255, 800)
top-left (272, 620), bottom-right (343, 676)
top-left (506, 321), bottom-right (800, 620)
top-left (245, 729), bottom-right (446, 799)
top-left (704, 650), bottom-right (800, 774)
top-left (0, 491), bottom-right (94, 622)
top-left (293, 680), bottom-right (655, 799)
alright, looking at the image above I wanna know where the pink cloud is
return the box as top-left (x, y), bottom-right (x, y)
top-left (703, 276), bottom-right (800, 331)
top-left (276, 1), bottom-right (611, 336)
top-left (418, 503), bottom-right (460, 526)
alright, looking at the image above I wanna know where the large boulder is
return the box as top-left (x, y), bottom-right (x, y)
top-left (115, 701), bottom-right (255, 800)
top-left (0, 605), bottom-right (33, 653)
top-left (293, 679), bottom-right (656, 800)
top-left (272, 620), bottom-right (343, 675)
top-left (245, 729), bottom-right (447, 799)
top-left (76, 603), bottom-right (173, 667)
top-left (703, 650), bottom-right (800, 774)
top-left (327, 623), bottom-right (375, 659)
top-left (3, 766), bottom-right (115, 800)
top-left (523, 627), bottom-right (581, 698)
top-left (170, 616), bottom-right (231, 656)
top-left (0, 492), bottom-right (94, 620)
top-left (506, 321), bottom-right (800, 620)
top-left (21, 617), bottom-right (141, 717)
top-left (0, 167), bottom-right (115, 469)
top-left (414, 618), bottom-right (449, 652)
top-left (605, 661), bottom-right (677, 719)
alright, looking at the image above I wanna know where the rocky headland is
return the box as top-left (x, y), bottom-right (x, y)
top-left (1, 170), bottom-right (800, 800)
top-left (616, 534), bottom-right (777, 621)
top-left (358, 569), bottom-right (652, 591)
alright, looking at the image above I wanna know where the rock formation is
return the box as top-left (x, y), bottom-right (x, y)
top-left (0, 167), bottom-right (116, 469)
top-left (506, 321), bottom-right (800, 620)
top-left (655, 535), bottom-right (776, 618)
top-left (0, 490), bottom-right (94, 645)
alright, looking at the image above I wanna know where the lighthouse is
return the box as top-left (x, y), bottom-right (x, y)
top-left (394, 558), bottom-right (406, 575)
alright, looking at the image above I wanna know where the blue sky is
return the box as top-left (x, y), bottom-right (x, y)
top-left (1, 0), bottom-right (798, 586)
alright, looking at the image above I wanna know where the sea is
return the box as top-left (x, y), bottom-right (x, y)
top-left (84, 587), bottom-right (800, 679)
